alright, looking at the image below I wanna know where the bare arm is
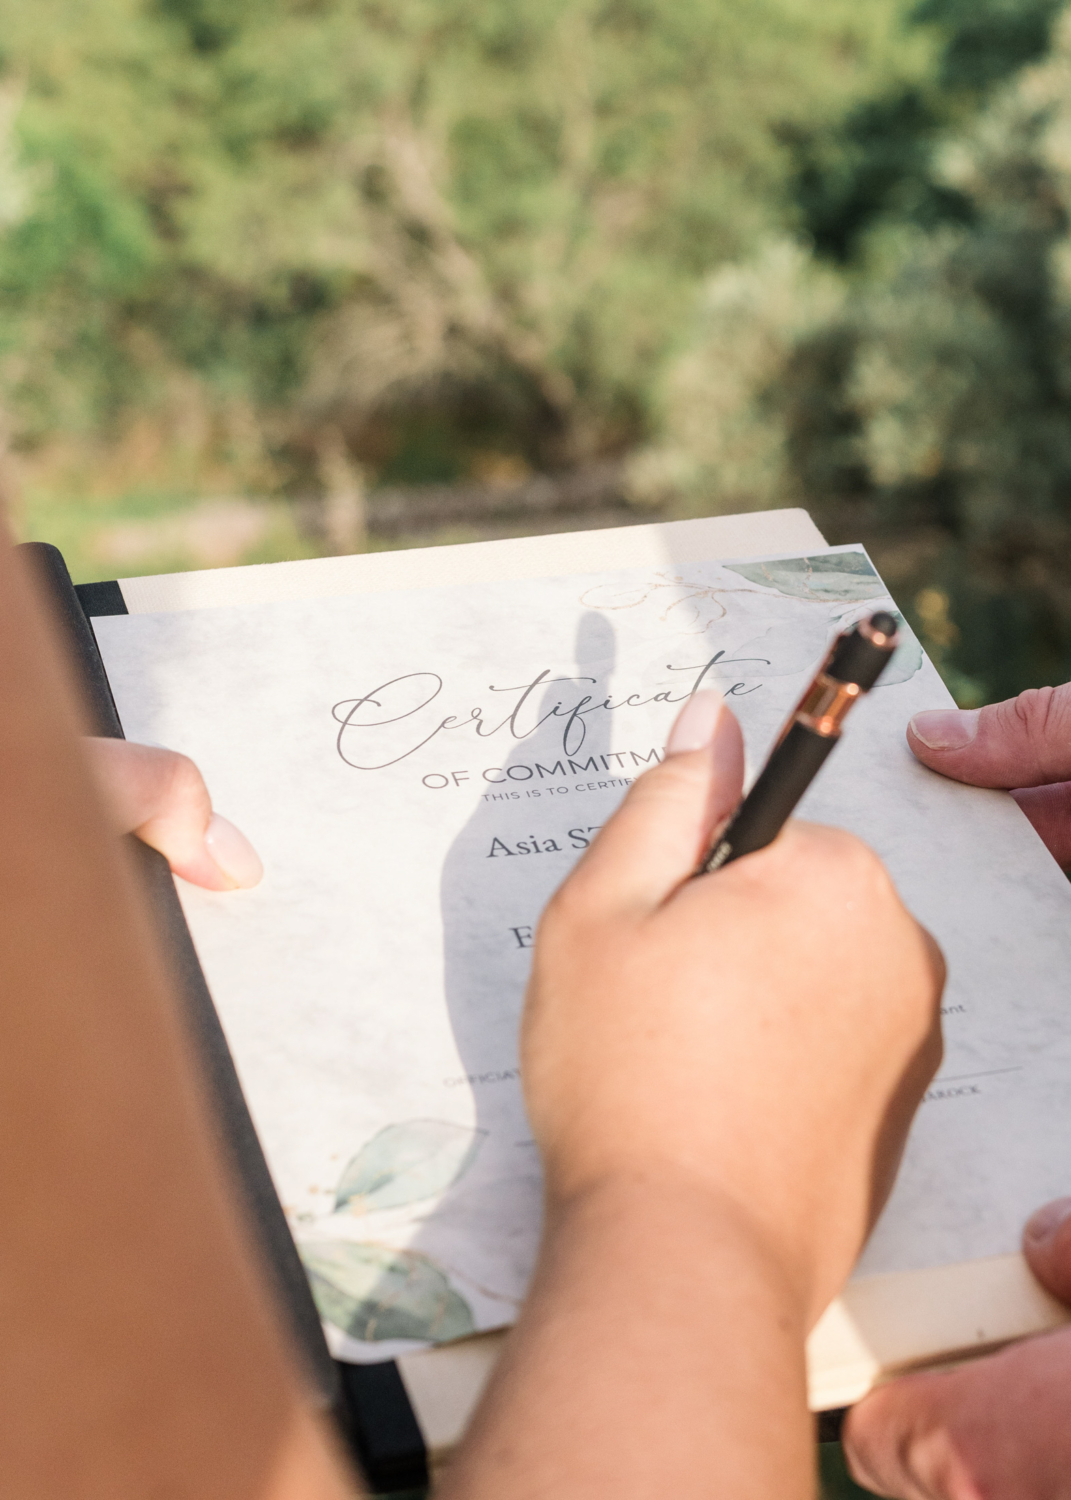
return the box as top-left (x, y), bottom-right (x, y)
top-left (440, 691), bottom-right (945, 1500)
top-left (0, 535), bottom-right (358, 1499)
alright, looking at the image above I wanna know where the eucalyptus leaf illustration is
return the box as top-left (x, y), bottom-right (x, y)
top-left (734, 604), bottom-right (922, 685)
top-left (334, 1119), bottom-right (487, 1214)
top-left (301, 1240), bottom-right (475, 1344)
top-left (877, 614), bottom-right (924, 686)
top-left (733, 613), bottom-right (836, 679)
top-left (725, 552), bottom-right (884, 604)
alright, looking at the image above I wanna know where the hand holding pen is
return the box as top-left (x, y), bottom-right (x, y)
top-left (697, 611), bottom-right (900, 874)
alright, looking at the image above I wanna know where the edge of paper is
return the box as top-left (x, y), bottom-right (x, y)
top-left (397, 1253), bottom-right (1070, 1462)
top-left (805, 1251), bottom-right (1070, 1409)
top-left (116, 509), bottom-right (826, 612)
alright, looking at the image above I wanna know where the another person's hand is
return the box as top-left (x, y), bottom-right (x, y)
top-left (836, 686), bottom-right (1071, 1498)
top-left (843, 1199), bottom-right (1071, 1499)
top-left (84, 737), bottom-right (263, 890)
top-left (524, 687), bottom-right (945, 1330)
top-left (908, 684), bottom-right (1071, 867)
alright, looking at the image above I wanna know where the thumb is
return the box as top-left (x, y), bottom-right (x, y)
top-left (84, 738), bottom-right (263, 890)
top-left (567, 690), bottom-right (745, 914)
top-left (908, 685), bottom-right (1071, 789)
top-left (1023, 1198), bottom-right (1071, 1305)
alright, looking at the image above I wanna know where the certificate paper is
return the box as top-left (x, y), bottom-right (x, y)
top-left (95, 547), bottom-right (1071, 1362)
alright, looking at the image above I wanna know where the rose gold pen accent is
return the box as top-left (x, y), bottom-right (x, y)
top-left (774, 670), bottom-right (862, 748)
top-left (794, 673), bottom-right (862, 737)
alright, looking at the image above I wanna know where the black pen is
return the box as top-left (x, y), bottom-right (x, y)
top-left (697, 610), bottom-right (900, 875)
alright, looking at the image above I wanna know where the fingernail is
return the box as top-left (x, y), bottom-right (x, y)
top-left (1025, 1198), bottom-right (1071, 1245)
top-left (204, 813), bottom-right (264, 889)
top-left (909, 709), bottom-right (980, 751)
top-left (666, 689), bottom-right (724, 755)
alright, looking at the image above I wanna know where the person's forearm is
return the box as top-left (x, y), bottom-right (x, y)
top-left (440, 1174), bottom-right (815, 1500)
top-left (0, 537), bottom-right (358, 1496)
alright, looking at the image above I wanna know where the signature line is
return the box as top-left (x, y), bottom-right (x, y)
top-left (935, 1066), bottom-right (1024, 1084)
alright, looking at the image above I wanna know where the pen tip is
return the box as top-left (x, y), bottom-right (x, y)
top-left (868, 610), bottom-right (898, 638)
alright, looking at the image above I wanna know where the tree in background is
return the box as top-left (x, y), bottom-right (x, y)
top-left (788, 0), bottom-right (1063, 261)
top-left (0, 0), bottom-right (931, 496)
top-left (643, 0), bottom-right (1071, 704)
top-left (2, 0), bottom-right (1070, 705)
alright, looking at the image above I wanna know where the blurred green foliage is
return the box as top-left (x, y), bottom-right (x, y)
top-left (1, 0), bottom-right (1070, 700)
top-left (642, 1), bottom-right (1071, 704)
top-left (0, 0), bottom-right (932, 464)
top-left (789, 0), bottom-right (1062, 261)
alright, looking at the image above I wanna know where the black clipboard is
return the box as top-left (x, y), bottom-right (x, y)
top-left (22, 543), bottom-right (430, 1496)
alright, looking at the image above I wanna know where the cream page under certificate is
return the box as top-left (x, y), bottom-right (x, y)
top-left (94, 547), bottom-right (1071, 1363)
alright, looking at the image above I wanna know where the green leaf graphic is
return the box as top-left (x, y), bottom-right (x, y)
top-left (335, 1119), bottom-right (487, 1213)
top-left (301, 1241), bottom-right (476, 1344)
top-left (725, 553), bottom-right (883, 604)
top-left (878, 613), bottom-right (924, 686)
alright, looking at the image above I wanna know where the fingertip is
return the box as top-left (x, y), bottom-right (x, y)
top-left (1024, 1196), bottom-right (1071, 1245)
top-left (908, 709), bottom-right (980, 755)
top-left (204, 814), bottom-right (264, 889)
top-left (841, 1382), bottom-right (907, 1495)
top-left (666, 690), bottom-right (745, 829)
top-left (912, 688), bottom-right (1071, 789)
top-left (168, 850), bottom-right (237, 891)
top-left (667, 690), bottom-right (746, 845)
top-left (840, 1401), bottom-right (883, 1495)
top-left (568, 695), bottom-right (744, 912)
top-left (666, 689), bottom-right (725, 755)
top-left (710, 699), bottom-right (745, 812)
top-left (1023, 1198), bottom-right (1071, 1304)
top-left (161, 814), bottom-right (264, 891)
top-left (842, 1369), bottom-right (956, 1497)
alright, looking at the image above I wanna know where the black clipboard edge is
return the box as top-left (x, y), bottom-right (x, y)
top-left (20, 544), bottom-right (430, 1495)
